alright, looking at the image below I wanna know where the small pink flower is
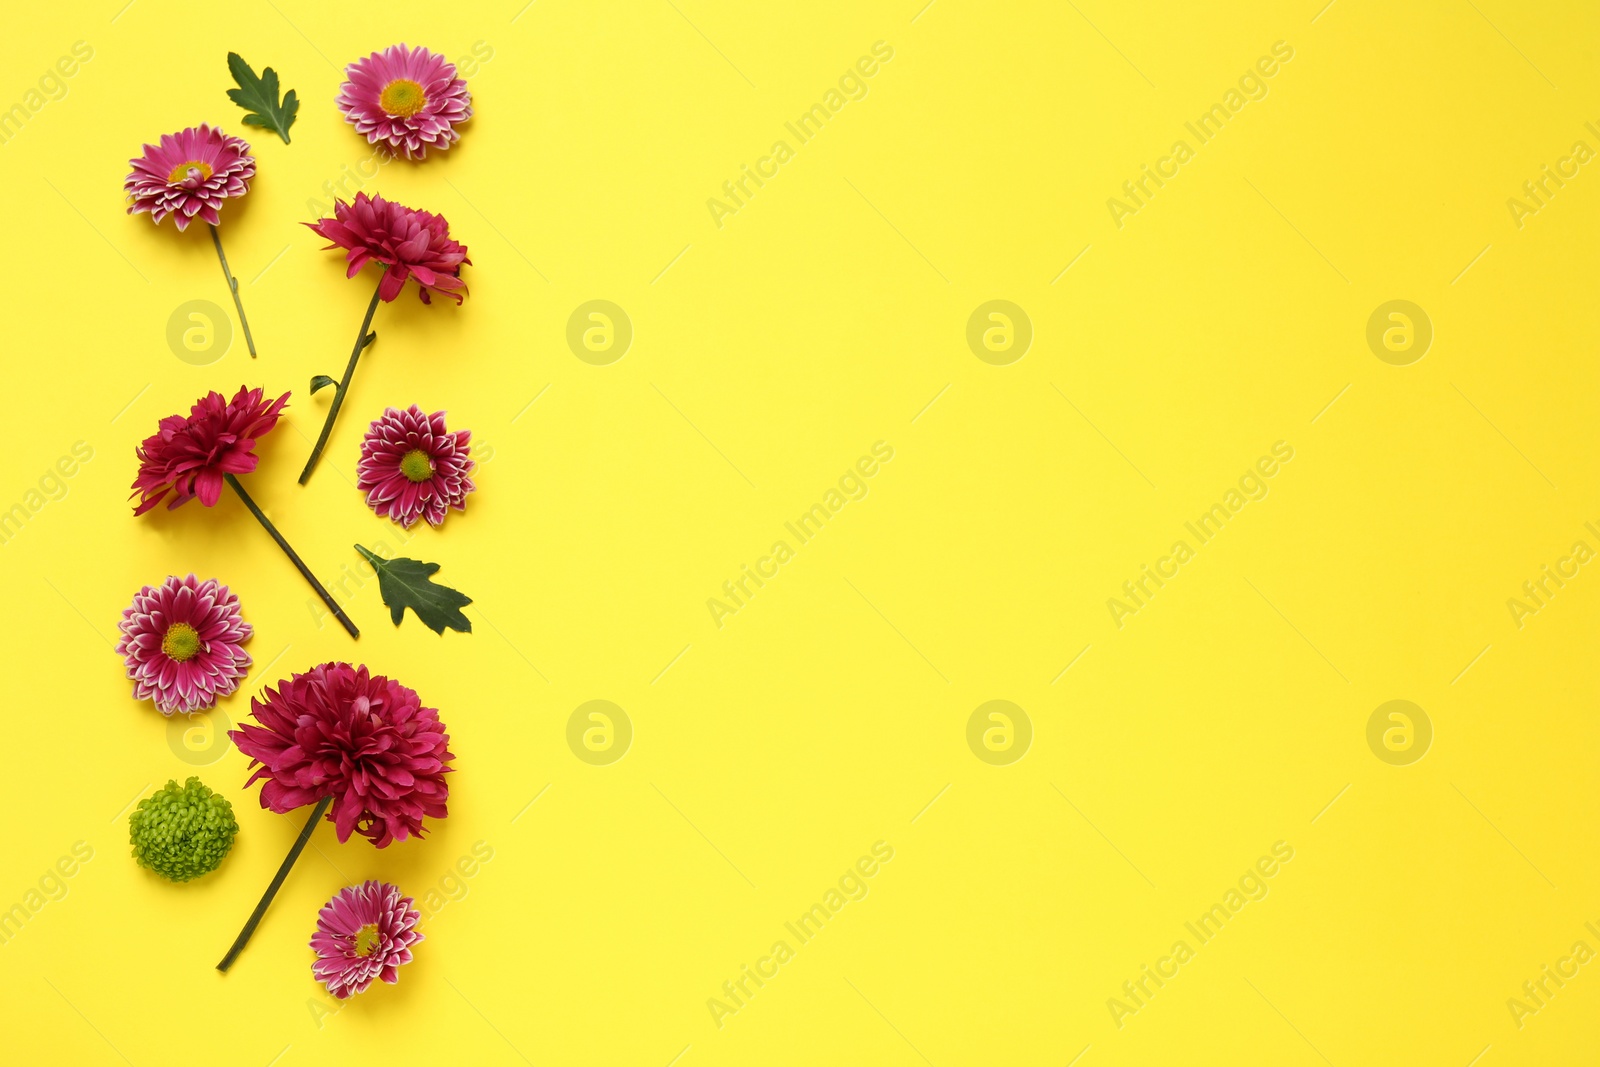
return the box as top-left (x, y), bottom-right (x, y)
top-left (337, 43), bottom-right (472, 160)
top-left (124, 124), bottom-right (255, 230)
top-left (116, 575), bottom-right (252, 715)
top-left (357, 405), bottom-right (475, 528)
top-left (306, 192), bottom-right (470, 304)
top-left (311, 880), bottom-right (423, 999)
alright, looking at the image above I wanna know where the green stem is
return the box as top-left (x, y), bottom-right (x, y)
top-left (225, 474), bottom-right (359, 639)
top-left (209, 224), bottom-right (257, 358)
top-left (217, 795), bottom-right (333, 973)
top-left (299, 277), bottom-right (384, 484)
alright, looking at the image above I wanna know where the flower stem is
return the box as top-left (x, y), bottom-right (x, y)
top-left (224, 474), bottom-right (359, 639)
top-left (209, 224), bottom-right (257, 358)
top-left (299, 277), bottom-right (385, 484)
top-left (217, 795), bottom-right (334, 973)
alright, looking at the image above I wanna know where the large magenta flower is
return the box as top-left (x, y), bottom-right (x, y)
top-left (124, 124), bottom-right (255, 230)
top-left (311, 881), bottom-right (423, 999)
top-left (116, 575), bottom-right (252, 715)
top-left (338, 44), bottom-right (472, 160)
top-left (306, 192), bottom-right (470, 304)
top-left (130, 386), bottom-right (288, 514)
top-left (230, 662), bottom-right (454, 848)
top-left (357, 405), bottom-right (476, 528)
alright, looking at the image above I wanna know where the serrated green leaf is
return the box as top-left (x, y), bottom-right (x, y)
top-left (354, 546), bottom-right (473, 635)
top-left (310, 374), bottom-right (337, 394)
top-left (225, 52), bottom-right (298, 144)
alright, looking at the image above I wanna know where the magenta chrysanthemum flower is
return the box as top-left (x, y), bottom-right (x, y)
top-left (116, 575), bottom-right (252, 716)
top-left (230, 662), bottom-right (454, 848)
top-left (311, 880), bottom-right (423, 999)
top-left (337, 43), bottom-right (472, 160)
top-left (130, 386), bottom-right (289, 514)
top-left (124, 124), bottom-right (255, 231)
top-left (306, 192), bottom-right (470, 304)
top-left (357, 406), bottom-right (476, 528)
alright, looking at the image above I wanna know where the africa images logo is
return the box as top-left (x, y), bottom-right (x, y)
top-left (706, 442), bottom-right (895, 629)
top-left (705, 42), bottom-right (895, 229)
top-left (1105, 41), bottom-right (1295, 229)
top-left (1106, 841), bottom-right (1295, 1028)
top-left (1105, 442), bottom-right (1294, 628)
top-left (705, 842), bottom-right (895, 1029)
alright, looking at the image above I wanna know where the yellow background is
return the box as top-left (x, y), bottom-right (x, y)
top-left (2, 0), bottom-right (1597, 1063)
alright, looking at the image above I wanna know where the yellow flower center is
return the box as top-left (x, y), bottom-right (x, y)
top-left (353, 923), bottom-right (381, 957)
top-left (161, 623), bottom-right (201, 662)
top-left (400, 449), bottom-right (435, 482)
top-left (379, 79), bottom-right (428, 118)
top-left (166, 160), bottom-right (213, 184)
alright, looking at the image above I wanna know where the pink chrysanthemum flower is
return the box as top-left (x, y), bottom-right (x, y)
top-left (124, 124), bottom-right (255, 230)
top-left (116, 575), bottom-right (252, 716)
top-left (337, 43), bottom-right (472, 160)
top-left (230, 662), bottom-right (454, 848)
top-left (306, 192), bottom-right (470, 304)
top-left (311, 880), bottom-right (423, 999)
top-left (130, 386), bottom-right (289, 514)
top-left (357, 406), bottom-right (476, 528)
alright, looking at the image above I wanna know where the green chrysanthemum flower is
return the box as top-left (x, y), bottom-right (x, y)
top-left (129, 777), bottom-right (238, 882)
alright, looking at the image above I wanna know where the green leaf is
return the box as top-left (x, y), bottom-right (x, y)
top-left (354, 546), bottom-right (473, 635)
top-left (310, 374), bottom-right (336, 394)
top-left (225, 52), bottom-right (298, 144)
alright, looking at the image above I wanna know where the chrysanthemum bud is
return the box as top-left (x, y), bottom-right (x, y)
top-left (129, 777), bottom-right (238, 882)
